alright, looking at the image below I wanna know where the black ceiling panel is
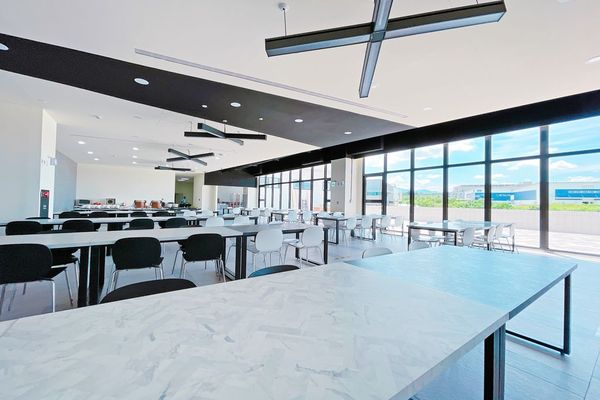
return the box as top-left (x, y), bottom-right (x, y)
top-left (0, 33), bottom-right (411, 148)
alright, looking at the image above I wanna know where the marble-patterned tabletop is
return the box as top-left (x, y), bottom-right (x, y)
top-left (0, 263), bottom-right (507, 400)
top-left (348, 246), bottom-right (577, 318)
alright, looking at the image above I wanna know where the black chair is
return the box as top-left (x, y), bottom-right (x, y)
top-left (154, 211), bottom-right (172, 217)
top-left (0, 244), bottom-right (55, 313)
top-left (100, 279), bottom-right (196, 304)
top-left (62, 219), bottom-right (95, 232)
top-left (26, 217), bottom-right (53, 231)
top-left (89, 211), bottom-right (110, 231)
top-left (109, 237), bottom-right (164, 292)
top-left (161, 217), bottom-right (187, 229)
top-left (248, 265), bottom-right (300, 278)
top-left (127, 218), bottom-right (155, 230)
top-left (178, 234), bottom-right (226, 282)
top-left (131, 211), bottom-right (148, 217)
top-left (5, 221), bottom-right (43, 236)
top-left (59, 211), bottom-right (82, 219)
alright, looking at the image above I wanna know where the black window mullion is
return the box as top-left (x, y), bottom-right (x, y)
top-left (442, 144), bottom-right (449, 220)
top-left (540, 126), bottom-right (550, 249)
top-left (484, 136), bottom-right (492, 221)
top-left (409, 149), bottom-right (415, 222)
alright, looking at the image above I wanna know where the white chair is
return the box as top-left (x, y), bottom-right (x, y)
top-left (287, 209), bottom-right (299, 223)
top-left (497, 223), bottom-right (517, 252)
top-left (249, 208), bottom-right (260, 218)
top-left (362, 247), bottom-right (393, 258)
top-left (232, 207), bottom-right (241, 215)
top-left (247, 229), bottom-right (284, 273)
top-left (410, 228), bottom-right (442, 246)
top-left (182, 210), bottom-right (196, 218)
top-left (392, 216), bottom-right (405, 236)
top-left (339, 217), bottom-right (357, 244)
top-left (473, 225), bottom-right (497, 250)
top-left (259, 209), bottom-right (272, 224)
top-left (284, 226), bottom-right (324, 266)
top-left (356, 215), bottom-right (373, 239)
top-left (461, 227), bottom-right (475, 247)
top-left (409, 241), bottom-right (430, 251)
top-left (301, 210), bottom-right (313, 224)
top-left (233, 216), bottom-right (250, 225)
top-left (376, 215), bottom-right (392, 240)
top-left (199, 209), bottom-right (213, 217)
top-left (204, 216), bottom-right (225, 227)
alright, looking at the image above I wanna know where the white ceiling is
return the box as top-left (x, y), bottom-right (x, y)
top-left (1, 0), bottom-right (599, 170)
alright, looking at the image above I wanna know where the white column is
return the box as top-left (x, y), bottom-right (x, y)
top-left (330, 158), bottom-right (363, 216)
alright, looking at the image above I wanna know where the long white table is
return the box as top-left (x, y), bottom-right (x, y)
top-left (0, 263), bottom-right (508, 399)
top-left (348, 246), bottom-right (577, 355)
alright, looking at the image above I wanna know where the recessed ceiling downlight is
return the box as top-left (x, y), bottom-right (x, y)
top-left (586, 55), bottom-right (600, 64)
top-left (134, 78), bottom-right (149, 85)
top-left (78, 140), bottom-right (86, 145)
top-left (230, 102), bottom-right (242, 108)
top-left (294, 118), bottom-right (303, 123)
top-left (93, 158), bottom-right (99, 161)
top-left (87, 151), bottom-right (94, 155)
top-left (0, 43), bottom-right (8, 51)
top-left (344, 131), bottom-right (352, 135)
top-left (132, 147), bottom-right (139, 151)
top-left (259, 117), bottom-right (264, 121)
top-left (201, 104), bottom-right (208, 108)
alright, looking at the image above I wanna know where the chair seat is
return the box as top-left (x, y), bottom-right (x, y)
top-left (412, 235), bottom-right (442, 243)
top-left (45, 266), bottom-right (68, 279)
top-left (51, 252), bottom-right (78, 267)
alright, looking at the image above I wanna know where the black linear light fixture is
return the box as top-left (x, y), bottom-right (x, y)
top-left (184, 123), bottom-right (267, 146)
top-left (167, 148), bottom-right (213, 166)
top-left (155, 166), bottom-right (192, 172)
top-left (265, 0), bottom-right (507, 98)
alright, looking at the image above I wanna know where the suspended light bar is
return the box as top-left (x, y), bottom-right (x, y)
top-left (167, 148), bottom-right (208, 166)
top-left (155, 166), bottom-right (192, 172)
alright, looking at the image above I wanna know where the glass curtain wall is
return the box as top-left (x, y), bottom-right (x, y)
top-left (361, 115), bottom-right (600, 254)
top-left (258, 164), bottom-right (331, 211)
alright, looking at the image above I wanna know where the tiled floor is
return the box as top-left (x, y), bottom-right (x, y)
top-left (1, 230), bottom-right (599, 399)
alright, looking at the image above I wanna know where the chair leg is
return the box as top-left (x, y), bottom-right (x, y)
top-left (22, 282), bottom-right (27, 295)
top-left (51, 280), bottom-right (56, 313)
top-left (8, 284), bottom-right (17, 312)
top-left (159, 266), bottom-right (164, 280)
top-left (220, 260), bottom-right (227, 283)
top-left (180, 261), bottom-right (187, 279)
top-left (317, 246), bottom-right (324, 264)
top-left (252, 254), bottom-right (256, 273)
top-left (0, 284), bottom-right (6, 315)
top-left (64, 271), bottom-right (74, 307)
top-left (171, 249), bottom-right (181, 275)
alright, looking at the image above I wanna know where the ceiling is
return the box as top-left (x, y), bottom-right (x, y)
top-left (0, 0), bottom-right (599, 170)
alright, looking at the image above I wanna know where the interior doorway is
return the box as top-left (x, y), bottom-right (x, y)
top-left (174, 175), bottom-right (194, 207)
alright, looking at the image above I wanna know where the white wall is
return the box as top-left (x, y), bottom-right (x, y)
top-left (39, 110), bottom-right (57, 215)
top-left (330, 158), bottom-right (363, 215)
top-left (0, 102), bottom-right (44, 220)
top-left (54, 151), bottom-right (77, 212)
top-left (76, 164), bottom-right (175, 206)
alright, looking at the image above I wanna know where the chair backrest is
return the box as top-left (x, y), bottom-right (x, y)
top-left (100, 279), bottom-right (196, 303)
top-left (302, 210), bottom-right (313, 223)
top-left (255, 229), bottom-right (283, 252)
top-left (409, 241), bottom-right (430, 251)
top-left (182, 210), bottom-right (196, 217)
top-left (5, 221), bottom-right (43, 236)
top-left (62, 219), bottom-right (95, 232)
top-left (380, 215), bottom-right (392, 228)
top-left (394, 216), bottom-right (404, 228)
top-left (487, 225), bottom-right (497, 241)
top-left (112, 237), bottom-right (162, 270)
top-left (332, 212), bottom-right (343, 217)
top-left (288, 209), bottom-right (298, 222)
top-left (509, 223), bottom-right (515, 236)
top-left (317, 211), bottom-right (329, 217)
top-left (200, 210), bottom-right (213, 217)
top-left (232, 207), bottom-right (241, 215)
top-left (59, 211), bottom-right (82, 219)
top-left (154, 211), bottom-right (172, 217)
top-left (361, 215), bottom-right (373, 227)
top-left (248, 265), bottom-right (300, 278)
top-left (128, 218), bottom-right (155, 230)
top-left (462, 227), bottom-right (475, 246)
top-left (0, 244), bottom-right (53, 284)
top-left (163, 217), bottom-right (187, 229)
top-left (131, 211), bottom-right (148, 217)
top-left (345, 217), bottom-right (357, 230)
top-left (233, 216), bottom-right (251, 225)
top-left (182, 234), bottom-right (224, 262)
top-left (205, 216), bottom-right (225, 227)
top-left (250, 209), bottom-right (261, 217)
top-left (301, 226), bottom-right (323, 247)
top-left (495, 223), bottom-right (505, 237)
top-left (89, 211), bottom-right (110, 218)
top-left (263, 209), bottom-right (272, 217)
top-left (362, 247), bottom-right (393, 258)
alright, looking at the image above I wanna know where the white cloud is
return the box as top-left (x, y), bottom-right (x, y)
top-left (426, 174), bottom-right (441, 179)
top-left (473, 174), bottom-right (484, 179)
top-left (415, 145), bottom-right (443, 160)
top-left (550, 160), bottom-right (577, 170)
top-left (568, 176), bottom-right (598, 183)
top-left (507, 160), bottom-right (538, 170)
top-left (449, 140), bottom-right (475, 153)
top-left (415, 179), bottom-right (431, 185)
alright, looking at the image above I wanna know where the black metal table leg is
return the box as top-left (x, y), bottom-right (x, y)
top-left (335, 220), bottom-right (340, 245)
top-left (372, 219), bottom-right (377, 241)
top-left (77, 247), bottom-right (89, 307)
top-left (407, 227), bottom-right (412, 247)
top-left (484, 325), bottom-right (506, 400)
top-left (88, 246), bottom-right (101, 305)
top-left (323, 229), bottom-right (329, 263)
top-left (98, 246), bottom-right (106, 293)
top-left (295, 232), bottom-right (301, 259)
top-left (234, 236), bottom-right (243, 280)
top-left (240, 236), bottom-right (248, 279)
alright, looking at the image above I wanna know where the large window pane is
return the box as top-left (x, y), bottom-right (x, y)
top-left (300, 181), bottom-right (311, 210)
top-left (291, 169), bottom-right (300, 181)
top-left (365, 176), bottom-right (383, 201)
top-left (265, 186), bottom-right (272, 208)
top-left (549, 153), bottom-right (600, 254)
top-left (313, 165), bottom-right (324, 179)
top-left (272, 173), bottom-right (281, 184)
top-left (301, 167), bottom-right (312, 181)
top-left (273, 185), bottom-right (280, 209)
top-left (448, 138), bottom-right (485, 164)
top-left (414, 169), bottom-right (443, 222)
top-left (549, 116), bottom-right (600, 154)
top-left (291, 182), bottom-right (300, 209)
top-left (415, 144), bottom-right (444, 168)
top-left (364, 154), bottom-right (384, 174)
top-left (386, 172), bottom-right (410, 222)
top-left (365, 203), bottom-right (383, 215)
top-left (326, 164), bottom-right (332, 178)
top-left (387, 150), bottom-right (411, 171)
top-left (259, 175), bottom-right (266, 185)
top-left (265, 174), bottom-right (273, 184)
top-left (492, 128), bottom-right (539, 160)
top-left (281, 171), bottom-right (290, 183)
top-left (448, 165), bottom-right (485, 221)
top-left (281, 183), bottom-right (290, 209)
top-left (491, 160), bottom-right (540, 247)
top-left (313, 180), bottom-right (325, 212)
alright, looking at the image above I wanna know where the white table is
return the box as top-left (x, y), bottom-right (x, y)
top-left (0, 216), bottom-right (189, 227)
top-left (408, 220), bottom-right (498, 246)
top-left (0, 227), bottom-right (243, 306)
top-left (349, 246), bottom-right (577, 355)
top-left (0, 263), bottom-right (508, 399)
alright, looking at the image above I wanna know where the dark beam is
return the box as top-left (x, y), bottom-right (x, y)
top-left (155, 166), bottom-right (192, 172)
top-left (185, 132), bottom-right (266, 140)
top-left (195, 123), bottom-right (244, 146)
top-left (166, 152), bottom-right (215, 162)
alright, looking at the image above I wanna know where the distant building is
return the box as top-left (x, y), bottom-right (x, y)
top-left (450, 182), bottom-right (600, 204)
